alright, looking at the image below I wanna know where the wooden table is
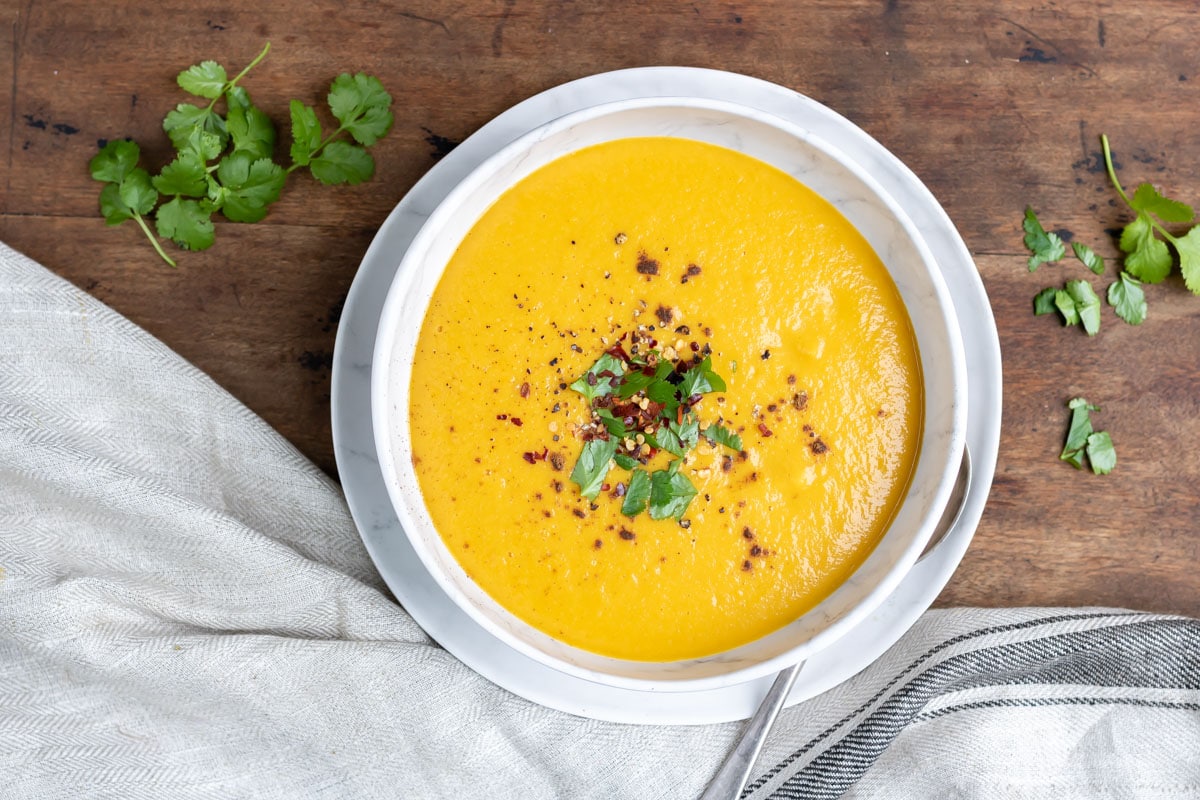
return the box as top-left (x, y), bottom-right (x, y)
top-left (2, 1), bottom-right (1197, 614)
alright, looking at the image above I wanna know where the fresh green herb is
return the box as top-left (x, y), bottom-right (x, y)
top-left (1053, 288), bottom-right (1081, 327)
top-left (568, 353), bottom-right (625, 403)
top-left (1072, 242), bottom-right (1105, 275)
top-left (566, 332), bottom-right (741, 522)
top-left (89, 43), bottom-right (393, 266)
top-left (1102, 134), bottom-right (1200, 293)
top-left (1032, 287), bottom-right (1057, 316)
top-left (613, 453), bottom-right (638, 471)
top-left (703, 423), bottom-right (743, 452)
top-left (569, 437), bottom-right (619, 500)
top-left (648, 460), bottom-right (698, 521)
top-left (1107, 272), bottom-right (1147, 325)
top-left (620, 468), bottom-right (651, 517)
top-left (1066, 279), bottom-right (1101, 335)
top-left (1023, 207), bottom-right (1065, 271)
top-left (1060, 397), bottom-right (1116, 474)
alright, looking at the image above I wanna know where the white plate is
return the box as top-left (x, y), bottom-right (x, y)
top-left (331, 67), bottom-right (1001, 725)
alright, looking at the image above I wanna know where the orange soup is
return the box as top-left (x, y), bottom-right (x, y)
top-left (409, 137), bottom-right (921, 661)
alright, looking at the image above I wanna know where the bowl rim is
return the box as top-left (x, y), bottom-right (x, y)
top-left (371, 94), bottom-right (968, 692)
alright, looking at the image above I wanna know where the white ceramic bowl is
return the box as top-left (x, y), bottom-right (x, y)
top-left (372, 97), bottom-right (967, 693)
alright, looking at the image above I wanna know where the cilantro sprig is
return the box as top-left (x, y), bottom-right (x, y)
top-left (1102, 134), bottom-right (1200, 294)
top-left (566, 334), bottom-right (741, 521)
top-left (89, 43), bottom-right (393, 266)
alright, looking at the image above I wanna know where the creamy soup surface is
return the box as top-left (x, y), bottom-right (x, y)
top-left (409, 137), bottom-right (922, 661)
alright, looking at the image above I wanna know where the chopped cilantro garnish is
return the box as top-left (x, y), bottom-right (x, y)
top-left (1060, 397), bottom-right (1116, 474)
top-left (563, 328), bottom-right (742, 522)
top-left (648, 460), bottom-right (698, 520)
top-left (569, 437), bottom-right (618, 500)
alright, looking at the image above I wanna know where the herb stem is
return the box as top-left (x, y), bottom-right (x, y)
top-left (227, 42), bottom-right (271, 92)
top-left (1101, 134), bottom-right (1132, 207)
top-left (285, 124), bottom-right (348, 174)
top-left (132, 213), bottom-right (177, 267)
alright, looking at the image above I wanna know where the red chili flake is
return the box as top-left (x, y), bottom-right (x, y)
top-left (519, 382), bottom-right (530, 398)
top-left (787, 374), bottom-right (797, 385)
top-left (676, 406), bottom-right (684, 425)
top-left (572, 508), bottom-right (586, 519)
top-left (741, 560), bottom-right (753, 572)
top-left (722, 456), bottom-right (733, 472)
top-left (522, 452), bottom-right (537, 464)
top-left (655, 305), bottom-right (673, 326)
top-left (553, 480), bottom-right (564, 493)
top-left (811, 439), bottom-right (829, 455)
top-left (742, 527), bottom-right (755, 540)
top-left (793, 391), bottom-right (808, 411)
top-left (497, 414), bottom-right (508, 420)
top-left (686, 264), bottom-right (702, 276)
top-left (600, 483), bottom-right (610, 492)
top-left (750, 544), bottom-right (763, 557)
top-left (511, 417), bottom-right (523, 426)
top-left (594, 539), bottom-right (603, 549)
top-left (619, 528), bottom-right (636, 541)
top-left (549, 452), bottom-right (565, 471)
top-left (586, 372), bottom-right (598, 386)
top-left (758, 423), bottom-right (773, 437)
top-left (605, 342), bottom-right (631, 362)
top-left (690, 341), bottom-right (699, 352)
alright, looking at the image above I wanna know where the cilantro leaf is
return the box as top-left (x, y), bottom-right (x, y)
top-left (163, 103), bottom-right (229, 152)
top-left (309, 141), bottom-right (375, 185)
top-left (1065, 279), bottom-right (1101, 335)
top-left (617, 367), bottom-right (658, 399)
top-left (621, 468), bottom-right (651, 517)
top-left (569, 353), bottom-right (625, 403)
top-left (648, 460), bottom-right (698, 521)
top-left (155, 197), bottom-right (215, 251)
top-left (613, 453), bottom-right (637, 471)
top-left (1023, 206), bottom-right (1065, 271)
top-left (152, 152), bottom-right (207, 197)
top-left (327, 72), bottom-right (394, 146)
top-left (569, 437), bottom-right (618, 501)
top-left (179, 125), bottom-right (224, 162)
top-left (1130, 182), bottom-right (1194, 223)
top-left (1120, 213), bottom-right (1172, 283)
top-left (99, 183), bottom-right (134, 225)
top-left (225, 91), bottom-right (276, 162)
top-left (89, 140), bottom-right (140, 183)
top-left (1172, 226), bottom-right (1200, 296)
top-left (289, 100), bottom-right (322, 166)
top-left (117, 169), bottom-right (158, 216)
top-left (594, 408), bottom-right (628, 438)
top-left (1033, 287), bottom-right (1058, 315)
top-left (669, 416), bottom-right (700, 452)
top-left (177, 60), bottom-right (228, 99)
top-left (1086, 431), bottom-right (1117, 474)
top-left (1106, 272), bottom-right (1147, 325)
top-left (1054, 289), bottom-right (1080, 326)
top-left (703, 423), bottom-right (743, 452)
top-left (1072, 242), bottom-right (1105, 275)
top-left (648, 425), bottom-right (685, 457)
top-left (214, 153), bottom-right (286, 223)
top-left (679, 356), bottom-right (725, 396)
top-left (1061, 397), bottom-right (1097, 468)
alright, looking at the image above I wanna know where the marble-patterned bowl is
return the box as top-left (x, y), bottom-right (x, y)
top-left (372, 97), bottom-right (967, 692)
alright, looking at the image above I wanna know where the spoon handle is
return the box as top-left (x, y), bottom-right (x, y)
top-left (699, 661), bottom-right (804, 800)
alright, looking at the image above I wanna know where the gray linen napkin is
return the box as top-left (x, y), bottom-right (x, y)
top-left (2, 240), bottom-right (1198, 799)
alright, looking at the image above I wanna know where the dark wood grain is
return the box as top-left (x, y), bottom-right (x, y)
top-left (2, 0), bottom-right (1199, 615)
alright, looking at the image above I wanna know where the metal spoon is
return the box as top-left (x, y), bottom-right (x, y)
top-left (699, 446), bottom-right (973, 800)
